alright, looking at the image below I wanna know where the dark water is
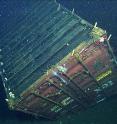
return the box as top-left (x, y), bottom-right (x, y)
top-left (0, 0), bottom-right (117, 124)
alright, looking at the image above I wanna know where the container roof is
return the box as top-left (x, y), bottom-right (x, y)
top-left (0, 0), bottom-right (93, 97)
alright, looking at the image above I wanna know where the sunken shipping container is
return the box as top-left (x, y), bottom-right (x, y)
top-left (0, 0), bottom-right (117, 120)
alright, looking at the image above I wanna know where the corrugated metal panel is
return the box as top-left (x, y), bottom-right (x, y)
top-left (0, 0), bottom-right (116, 120)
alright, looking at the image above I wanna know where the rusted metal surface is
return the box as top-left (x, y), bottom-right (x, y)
top-left (0, 0), bottom-right (116, 120)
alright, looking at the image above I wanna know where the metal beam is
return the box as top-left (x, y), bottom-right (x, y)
top-left (74, 55), bottom-right (108, 98)
top-left (52, 71), bottom-right (91, 104)
top-left (106, 40), bottom-right (117, 66)
top-left (61, 73), bottom-right (91, 103)
top-left (32, 92), bottom-right (63, 108)
top-left (48, 79), bottom-right (86, 109)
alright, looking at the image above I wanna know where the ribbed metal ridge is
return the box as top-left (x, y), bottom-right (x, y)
top-left (0, 0), bottom-right (93, 97)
